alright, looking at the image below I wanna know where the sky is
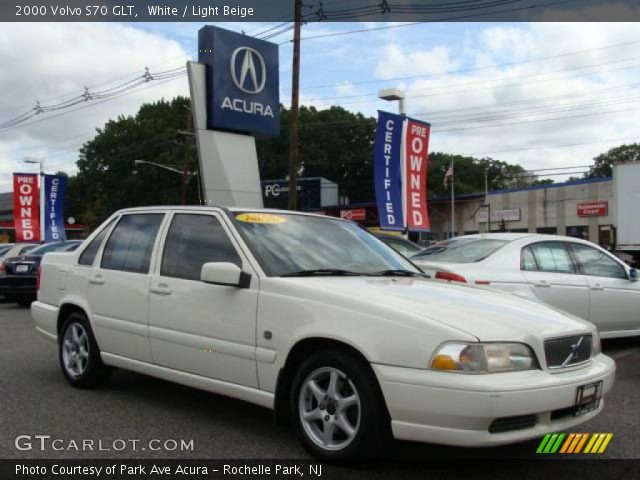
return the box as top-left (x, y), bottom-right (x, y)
top-left (1, 21), bottom-right (640, 193)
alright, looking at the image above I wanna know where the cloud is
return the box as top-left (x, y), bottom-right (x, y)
top-left (0, 23), bottom-right (190, 190)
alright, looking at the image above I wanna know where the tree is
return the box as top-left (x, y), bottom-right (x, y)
top-left (256, 105), bottom-right (376, 203)
top-left (68, 97), bottom-right (198, 228)
top-left (586, 143), bottom-right (640, 178)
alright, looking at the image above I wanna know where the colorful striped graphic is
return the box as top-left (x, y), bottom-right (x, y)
top-left (537, 433), bottom-right (613, 454)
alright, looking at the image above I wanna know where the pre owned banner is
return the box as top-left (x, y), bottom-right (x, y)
top-left (373, 111), bottom-right (405, 231)
top-left (12, 173), bottom-right (40, 242)
top-left (43, 174), bottom-right (67, 242)
top-left (373, 111), bottom-right (430, 232)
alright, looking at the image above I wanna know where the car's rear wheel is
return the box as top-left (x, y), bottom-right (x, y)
top-left (59, 313), bottom-right (110, 388)
top-left (290, 349), bottom-right (389, 460)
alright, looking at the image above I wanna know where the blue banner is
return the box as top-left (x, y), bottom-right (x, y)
top-left (373, 110), bottom-right (405, 231)
top-left (43, 174), bottom-right (67, 242)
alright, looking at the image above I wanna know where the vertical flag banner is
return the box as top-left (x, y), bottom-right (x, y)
top-left (12, 173), bottom-right (40, 242)
top-left (373, 111), bottom-right (431, 232)
top-left (43, 174), bottom-right (67, 242)
top-left (373, 110), bottom-right (405, 231)
top-left (404, 118), bottom-right (431, 231)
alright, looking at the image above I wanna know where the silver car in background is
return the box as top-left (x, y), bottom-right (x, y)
top-left (411, 233), bottom-right (639, 339)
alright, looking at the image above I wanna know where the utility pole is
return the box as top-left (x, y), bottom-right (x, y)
top-left (287, 0), bottom-right (302, 210)
top-left (181, 110), bottom-right (193, 205)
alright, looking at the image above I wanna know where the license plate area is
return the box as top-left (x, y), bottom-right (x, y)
top-left (575, 381), bottom-right (603, 416)
top-left (15, 265), bottom-right (29, 273)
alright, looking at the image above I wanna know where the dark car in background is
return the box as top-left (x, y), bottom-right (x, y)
top-left (0, 240), bottom-right (82, 306)
top-left (375, 233), bottom-right (424, 257)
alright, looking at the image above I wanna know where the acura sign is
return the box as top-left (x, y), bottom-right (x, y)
top-left (198, 26), bottom-right (279, 136)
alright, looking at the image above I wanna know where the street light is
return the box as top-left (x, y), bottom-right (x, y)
top-left (23, 157), bottom-right (45, 242)
top-left (133, 160), bottom-right (201, 205)
top-left (378, 88), bottom-right (406, 115)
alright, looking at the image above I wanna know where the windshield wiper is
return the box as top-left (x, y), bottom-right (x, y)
top-left (281, 269), bottom-right (363, 277)
top-left (372, 269), bottom-right (431, 278)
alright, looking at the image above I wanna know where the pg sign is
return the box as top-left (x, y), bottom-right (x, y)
top-left (198, 26), bottom-right (279, 136)
top-left (373, 111), bottom-right (431, 232)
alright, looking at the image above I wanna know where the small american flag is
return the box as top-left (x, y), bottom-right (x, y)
top-left (443, 165), bottom-right (453, 189)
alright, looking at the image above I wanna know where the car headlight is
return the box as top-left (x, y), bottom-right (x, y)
top-left (592, 332), bottom-right (601, 356)
top-left (431, 342), bottom-right (539, 373)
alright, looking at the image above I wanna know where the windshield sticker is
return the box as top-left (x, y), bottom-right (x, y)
top-left (236, 213), bottom-right (287, 224)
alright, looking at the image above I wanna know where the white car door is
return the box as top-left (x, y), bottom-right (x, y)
top-left (148, 212), bottom-right (259, 388)
top-left (520, 241), bottom-right (590, 320)
top-left (87, 213), bottom-right (165, 363)
top-left (568, 242), bottom-right (640, 335)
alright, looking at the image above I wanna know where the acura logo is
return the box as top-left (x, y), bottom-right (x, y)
top-left (561, 336), bottom-right (584, 367)
top-left (230, 47), bottom-right (266, 94)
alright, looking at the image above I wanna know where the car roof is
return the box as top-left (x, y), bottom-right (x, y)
top-left (114, 206), bottom-right (350, 222)
top-left (446, 233), bottom-right (608, 248)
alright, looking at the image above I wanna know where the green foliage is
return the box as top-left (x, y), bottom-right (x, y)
top-left (60, 99), bottom-right (553, 227)
top-left (586, 143), bottom-right (640, 178)
top-left (66, 97), bottom-right (198, 228)
top-left (256, 105), bottom-right (376, 202)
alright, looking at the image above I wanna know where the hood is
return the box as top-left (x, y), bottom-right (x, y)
top-left (278, 276), bottom-right (594, 342)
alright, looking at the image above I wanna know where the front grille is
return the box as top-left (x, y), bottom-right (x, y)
top-left (551, 406), bottom-right (575, 421)
top-left (544, 334), bottom-right (592, 368)
top-left (489, 414), bottom-right (537, 434)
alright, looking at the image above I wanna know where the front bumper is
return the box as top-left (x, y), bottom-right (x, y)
top-left (373, 353), bottom-right (616, 447)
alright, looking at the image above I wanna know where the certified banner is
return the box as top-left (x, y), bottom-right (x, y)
top-left (43, 174), bottom-right (67, 242)
top-left (12, 173), bottom-right (40, 242)
top-left (373, 110), bottom-right (404, 231)
top-left (373, 111), bottom-right (430, 232)
top-left (404, 118), bottom-right (430, 231)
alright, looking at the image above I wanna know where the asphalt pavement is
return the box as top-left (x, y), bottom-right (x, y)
top-left (1, 302), bottom-right (638, 461)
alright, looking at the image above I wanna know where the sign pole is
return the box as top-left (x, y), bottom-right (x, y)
top-left (287, 0), bottom-right (302, 211)
top-left (39, 162), bottom-right (45, 242)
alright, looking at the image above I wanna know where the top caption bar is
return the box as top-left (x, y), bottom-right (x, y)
top-left (4, 0), bottom-right (640, 22)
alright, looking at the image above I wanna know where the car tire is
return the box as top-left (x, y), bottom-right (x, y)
top-left (290, 348), bottom-right (390, 461)
top-left (59, 313), bottom-right (110, 388)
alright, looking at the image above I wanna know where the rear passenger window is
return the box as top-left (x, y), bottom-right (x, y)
top-left (529, 243), bottom-right (575, 273)
top-left (79, 218), bottom-right (117, 266)
top-left (101, 214), bottom-right (164, 274)
top-left (161, 214), bottom-right (241, 281)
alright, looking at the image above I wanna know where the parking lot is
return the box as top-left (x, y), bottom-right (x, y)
top-left (1, 302), bottom-right (639, 460)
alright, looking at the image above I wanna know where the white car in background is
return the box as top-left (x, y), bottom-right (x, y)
top-left (32, 210), bottom-right (615, 459)
top-left (411, 233), bottom-right (639, 339)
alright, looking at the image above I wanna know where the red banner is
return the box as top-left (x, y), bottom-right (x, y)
top-left (404, 119), bottom-right (430, 230)
top-left (13, 173), bottom-right (40, 242)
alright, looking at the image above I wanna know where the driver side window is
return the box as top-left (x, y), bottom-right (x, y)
top-left (569, 243), bottom-right (627, 279)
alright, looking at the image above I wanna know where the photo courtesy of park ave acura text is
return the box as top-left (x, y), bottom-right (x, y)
top-left (1, 1), bottom-right (640, 479)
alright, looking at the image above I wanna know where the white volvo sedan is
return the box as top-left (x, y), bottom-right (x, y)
top-left (411, 233), bottom-right (639, 339)
top-left (32, 208), bottom-right (615, 460)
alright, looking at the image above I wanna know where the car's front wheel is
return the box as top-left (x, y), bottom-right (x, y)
top-left (59, 313), bottom-right (110, 388)
top-left (291, 349), bottom-right (390, 460)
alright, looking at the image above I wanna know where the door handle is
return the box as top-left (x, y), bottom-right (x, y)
top-left (89, 275), bottom-right (104, 285)
top-left (533, 281), bottom-right (550, 288)
top-left (590, 285), bottom-right (604, 291)
top-left (150, 285), bottom-right (172, 295)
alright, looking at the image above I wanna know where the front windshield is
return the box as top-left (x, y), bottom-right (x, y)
top-left (232, 212), bottom-right (421, 277)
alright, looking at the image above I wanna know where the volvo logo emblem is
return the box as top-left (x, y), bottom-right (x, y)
top-left (230, 47), bottom-right (266, 94)
top-left (561, 336), bottom-right (584, 367)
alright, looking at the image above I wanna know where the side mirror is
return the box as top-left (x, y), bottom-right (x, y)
top-left (200, 262), bottom-right (251, 288)
top-left (629, 268), bottom-right (638, 282)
